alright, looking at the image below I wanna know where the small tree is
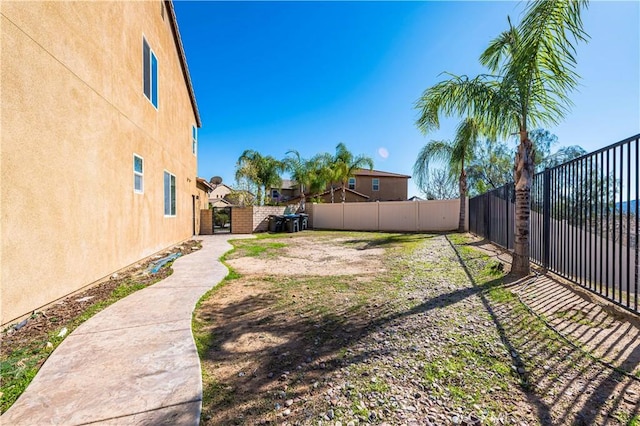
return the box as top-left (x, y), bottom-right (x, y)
top-left (423, 169), bottom-right (458, 200)
top-left (235, 150), bottom-right (283, 205)
top-left (415, 0), bottom-right (589, 275)
top-left (414, 118), bottom-right (482, 231)
top-left (283, 151), bottom-right (330, 212)
top-left (332, 143), bottom-right (374, 203)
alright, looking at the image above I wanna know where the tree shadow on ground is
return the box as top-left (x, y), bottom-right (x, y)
top-left (341, 233), bottom-right (436, 250)
top-left (198, 235), bottom-right (640, 425)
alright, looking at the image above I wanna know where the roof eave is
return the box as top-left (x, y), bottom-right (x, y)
top-left (165, 1), bottom-right (202, 127)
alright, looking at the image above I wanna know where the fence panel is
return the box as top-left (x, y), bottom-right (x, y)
top-left (468, 184), bottom-right (514, 250)
top-left (469, 133), bottom-right (640, 314)
top-left (344, 203), bottom-right (378, 231)
top-left (310, 199), bottom-right (462, 232)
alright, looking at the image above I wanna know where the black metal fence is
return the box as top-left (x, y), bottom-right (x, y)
top-left (469, 134), bottom-right (640, 314)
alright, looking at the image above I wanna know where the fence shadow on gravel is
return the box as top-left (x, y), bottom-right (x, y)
top-left (447, 236), bottom-right (640, 425)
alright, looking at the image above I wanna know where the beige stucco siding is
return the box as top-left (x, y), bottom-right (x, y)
top-left (1, 2), bottom-right (200, 324)
top-left (353, 176), bottom-right (408, 201)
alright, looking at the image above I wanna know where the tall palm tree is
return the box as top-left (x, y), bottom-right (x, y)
top-left (414, 118), bottom-right (481, 232)
top-left (415, 0), bottom-right (588, 275)
top-left (235, 150), bottom-right (283, 206)
top-left (332, 142), bottom-right (374, 203)
top-left (283, 151), bottom-right (329, 212)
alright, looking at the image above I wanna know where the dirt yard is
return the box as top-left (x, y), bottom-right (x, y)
top-left (195, 232), bottom-right (640, 425)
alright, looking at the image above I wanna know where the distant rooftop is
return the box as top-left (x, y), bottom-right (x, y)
top-left (354, 169), bottom-right (411, 179)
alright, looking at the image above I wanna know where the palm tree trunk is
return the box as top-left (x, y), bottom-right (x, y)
top-left (512, 131), bottom-right (534, 276)
top-left (257, 187), bottom-right (263, 206)
top-left (458, 169), bottom-right (467, 232)
top-left (300, 184), bottom-right (306, 212)
top-left (341, 183), bottom-right (346, 203)
top-left (330, 186), bottom-right (335, 203)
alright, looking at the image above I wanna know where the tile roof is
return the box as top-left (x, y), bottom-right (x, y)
top-left (353, 169), bottom-right (411, 178)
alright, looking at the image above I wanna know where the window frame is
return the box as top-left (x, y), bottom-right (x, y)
top-left (164, 170), bottom-right (176, 217)
top-left (133, 154), bottom-right (144, 194)
top-left (372, 178), bottom-right (380, 191)
top-left (348, 177), bottom-right (356, 190)
top-left (142, 37), bottom-right (158, 109)
top-left (192, 125), bottom-right (197, 156)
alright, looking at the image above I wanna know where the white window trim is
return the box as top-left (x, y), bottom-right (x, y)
top-left (348, 177), bottom-right (356, 190)
top-left (372, 178), bottom-right (380, 191)
top-left (133, 154), bottom-right (144, 194)
top-left (142, 36), bottom-right (158, 110)
top-left (164, 170), bottom-right (176, 217)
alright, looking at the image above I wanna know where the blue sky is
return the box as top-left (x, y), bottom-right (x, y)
top-left (174, 1), bottom-right (640, 198)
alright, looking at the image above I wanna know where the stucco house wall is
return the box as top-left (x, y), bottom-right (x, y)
top-left (1, 1), bottom-right (201, 325)
top-left (350, 170), bottom-right (410, 201)
top-left (351, 175), bottom-right (408, 201)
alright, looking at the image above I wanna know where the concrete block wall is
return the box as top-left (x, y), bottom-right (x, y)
top-left (200, 210), bottom-right (213, 235)
top-left (253, 206), bottom-right (287, 232)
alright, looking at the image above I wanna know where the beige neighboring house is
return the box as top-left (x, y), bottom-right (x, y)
top-left (293, 169), bottom-right (411, 204)
top-left (346, 169), bottom-right (410, 201)
top-left (209, 183), bottom-right (255, 207)
top-left (1, 1), bottom-right (202, 325)
top-left (209, 183), bottom-right (234, 207)
top-left (195, 178), bottom-right (214, 231)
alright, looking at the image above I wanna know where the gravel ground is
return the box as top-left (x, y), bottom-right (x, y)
top-left (195, 232), bottom-right (640, 425)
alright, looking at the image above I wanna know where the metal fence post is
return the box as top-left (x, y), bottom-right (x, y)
top-left (543, 168), bottom-right (551, 270)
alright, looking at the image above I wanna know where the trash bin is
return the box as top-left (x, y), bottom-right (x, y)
top-left (269, 215), bottom-right (284, 232)
top-left (285, 215), bottom-right (300, 233)
top-left (299, 213), bottom-right (309, 230)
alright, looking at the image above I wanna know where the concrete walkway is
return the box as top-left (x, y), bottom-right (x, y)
top-left (2, 234), bottom-right (253, 426)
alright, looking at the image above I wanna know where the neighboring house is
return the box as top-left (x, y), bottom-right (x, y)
top-left (286, 169), bottom-right (410, 206)
top-left (208, 183), bottom-right (255, 207)
top-left (347, 169), bottom-right (411, 201)
top-left (195, 178), bottom-right (214, 232)
top-left (210, 198), bottom-right (233, 208)
top-left (270, 179), bottom-right (298, 203)
top-left (1, 1), bottom-right (201, 325)
top-left (209, 183), bottom-right (234, 204)
top-left (309, 187), bottom-right (370, 204)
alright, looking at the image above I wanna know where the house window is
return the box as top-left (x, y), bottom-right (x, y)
top-left (192, 125), bottom-right (197, 155)
top-left (164, 171), bottom-right (176, 216)
top-left (372, 178), bottom-right (380, 191)
top-left (133, 154), bottom-right (144, 193)
top-left (348, 177), bottom-right (356, 190)
top-left (271, 189), bottom-right (279, 199)
top-left (143, 38), bottom-right (158, 108)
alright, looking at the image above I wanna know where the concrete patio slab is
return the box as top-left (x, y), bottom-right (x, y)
top-left (1, 234), bottom-right (253, 426)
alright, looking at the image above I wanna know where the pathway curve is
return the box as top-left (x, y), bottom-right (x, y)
top-left (2, 234), bottom-right (252, 425)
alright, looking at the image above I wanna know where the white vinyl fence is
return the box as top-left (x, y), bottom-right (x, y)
top-left (309, 199), bottom-right (467, 232)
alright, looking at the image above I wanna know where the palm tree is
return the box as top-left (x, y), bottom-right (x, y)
top-left (283, 151), bottom-right (329, 212)
top-left (332, 143), bottom-right (374, 203)
top-left (414, 118), bottom-right (481, 232)
top-left (235, 150), bottom-right (283, 205)
top-left (415, 0), bottom-right (588, 275)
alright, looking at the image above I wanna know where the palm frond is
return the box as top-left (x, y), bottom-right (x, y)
top-left (502, 0), bottom-right (588, 130)
top-left (480, 17), bottom-right (519, 73)
top-left (415, 74), bottom-right (499, 135)
top-left (413, 140), bottom-right (454, 190)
